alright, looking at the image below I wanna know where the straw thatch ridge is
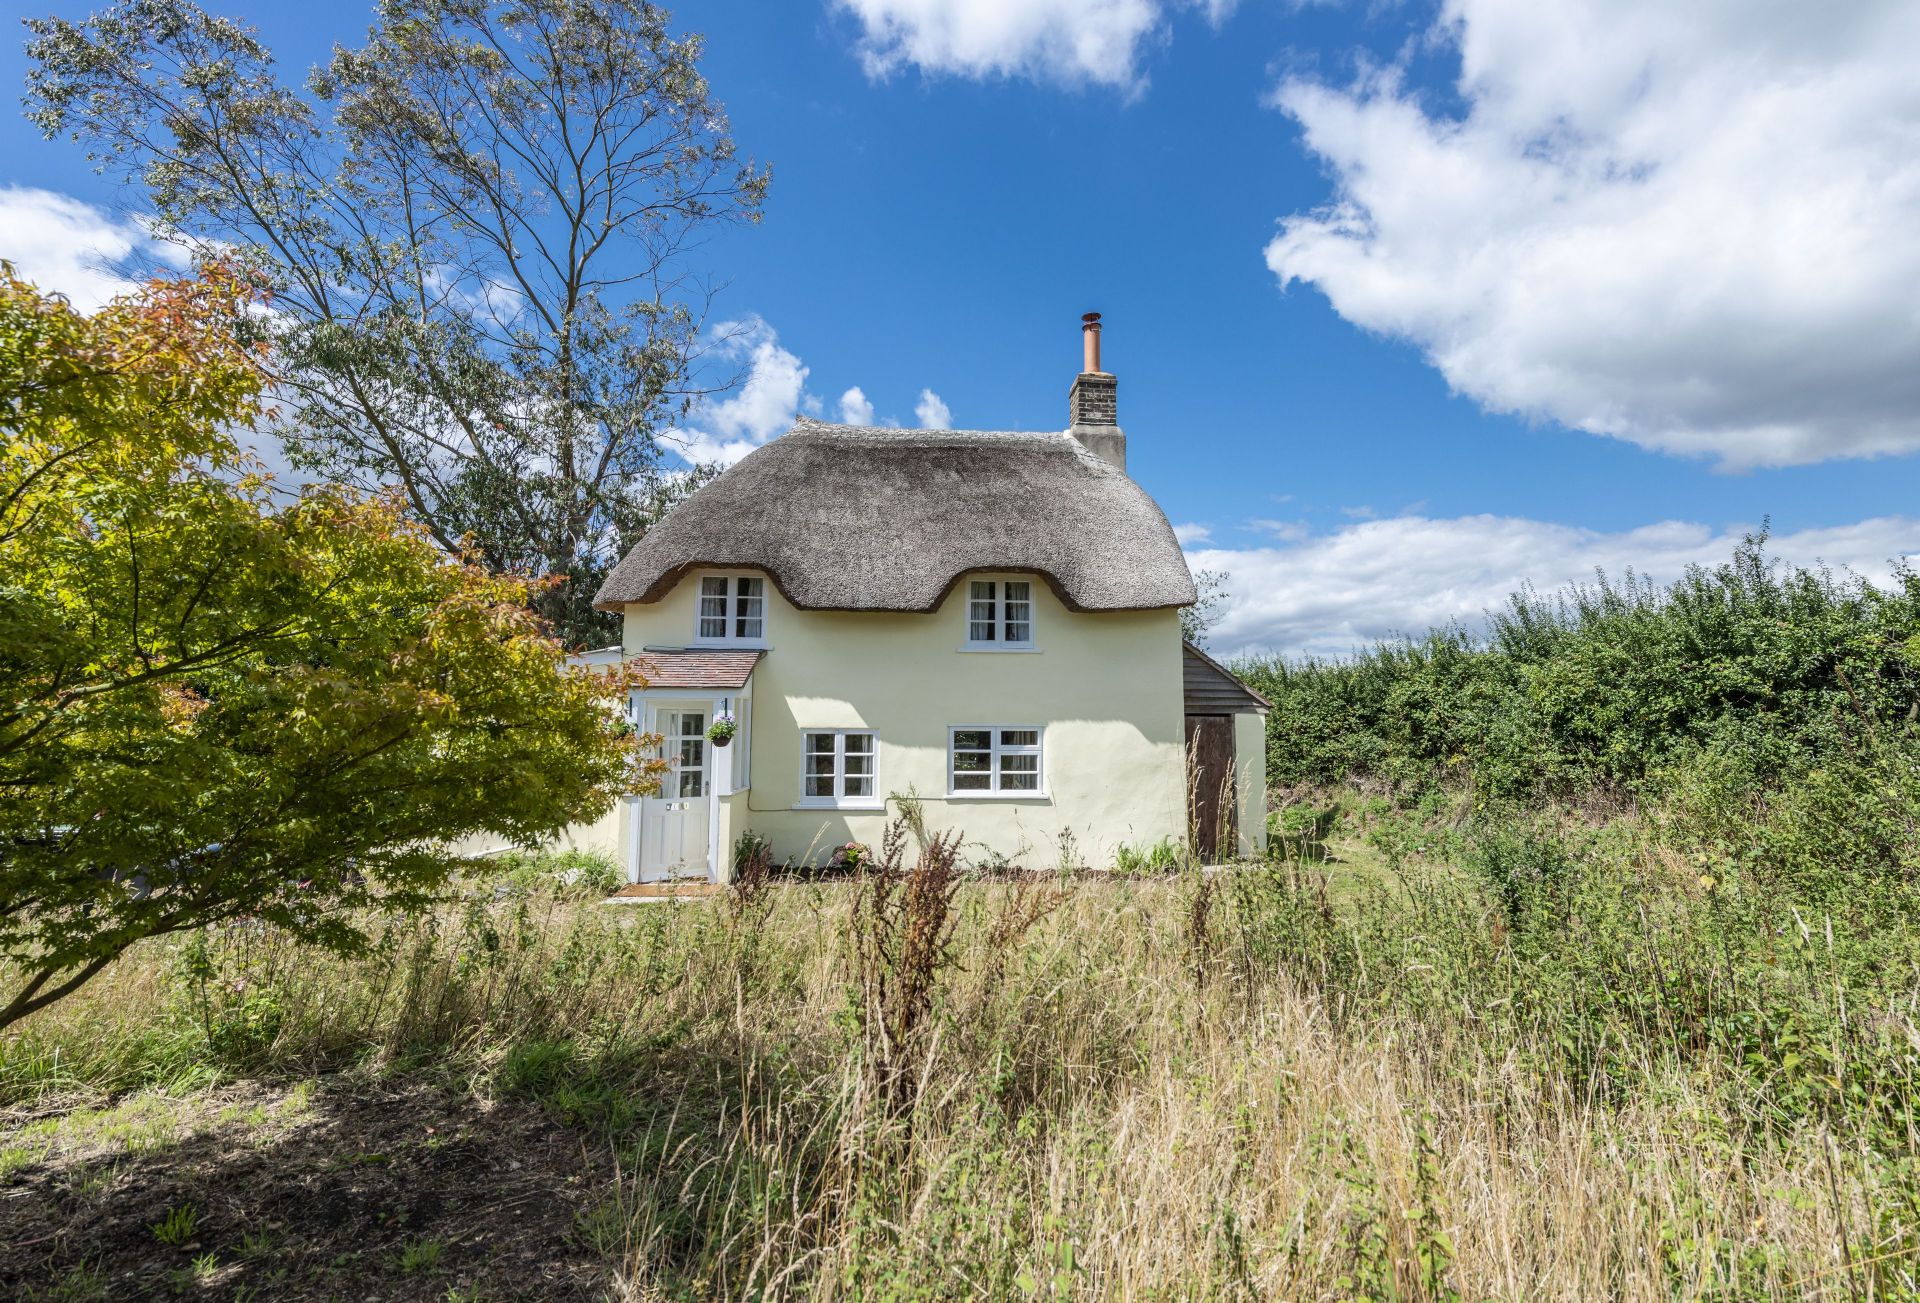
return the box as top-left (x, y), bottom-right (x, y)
top-left (593, 418), bottom-right (1198, 613)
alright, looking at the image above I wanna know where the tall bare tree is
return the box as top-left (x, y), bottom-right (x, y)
top-left (27, 0), bottom-right (767, 644)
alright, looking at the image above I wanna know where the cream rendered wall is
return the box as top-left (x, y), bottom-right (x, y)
top-left (623, 573), bottom-right (1188, 868)
top-left (446, 803), bottom-right (623, 862)
top-left (1234, 711), bottom-right (1268, 859)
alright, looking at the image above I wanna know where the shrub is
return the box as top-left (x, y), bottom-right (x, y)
top-left (497, 850), bottom-right (622, 899)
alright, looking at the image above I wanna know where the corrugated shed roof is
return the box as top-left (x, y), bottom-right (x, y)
top-left (593, 418), bottom-right (1197, 613)
top-left (634, 648), bottom-right (763, 690)
top-left (1182, 641), bottom-right (1271, 715)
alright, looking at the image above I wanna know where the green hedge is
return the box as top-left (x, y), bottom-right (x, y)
top-left (1235, 536), bottom-right (1920, 805)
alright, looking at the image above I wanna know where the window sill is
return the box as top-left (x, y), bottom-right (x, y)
top-left (942, 792), bottom-right (1051, 802)
top-left (792, 800), bottom-right (885, 812)
top-left (957, 645), bottom-right (1040, 654)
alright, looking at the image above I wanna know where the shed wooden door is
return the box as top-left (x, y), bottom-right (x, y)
top-left (1186, 715), bottom-right (1236, 862)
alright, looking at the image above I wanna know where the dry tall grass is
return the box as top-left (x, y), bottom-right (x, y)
top-left (6, 833), bottom-right (1918, 1300)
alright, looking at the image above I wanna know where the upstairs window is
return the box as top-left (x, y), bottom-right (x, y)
top-left (800, 730), bottom-right (878, 807)
top-left (949, 726), bottom-right (1044, 796)
top-left (964, 578), bottom-right (1034, 648)
top-left (696, 574), bottom-right (765, 644)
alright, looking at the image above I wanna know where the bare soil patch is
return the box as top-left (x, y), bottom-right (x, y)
top-left (0, 1077), bottom-right (616, 1301)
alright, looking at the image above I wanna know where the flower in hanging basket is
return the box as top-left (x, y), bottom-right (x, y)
top-left (707, 714), bottom-right (737, 747)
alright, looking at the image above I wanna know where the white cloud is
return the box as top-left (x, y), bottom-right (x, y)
top-left (671, 323), bottom-right (955, 464)
top-left (915, 388), bottom-right (953, 430)
top-left (1191, 514), bottom-right (1920, 660)
top-left (672, 317), bottom-right (812, 466)
top-left (837, 0), bottom-right (1235, 89)
top-left (1266, 0), bottom-right (1920, 468)
top-left (1172, 522), bottom-right (1213, 545)
top-left (1244, 517), bottom-right (1309, 542)
top-left (0, 186), bottom-right (186, 312)
top-left (839, 386), bottom-right (876, 425)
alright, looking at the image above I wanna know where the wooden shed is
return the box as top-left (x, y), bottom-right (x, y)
top-left (1182, 641), bottom-right (1272, 861)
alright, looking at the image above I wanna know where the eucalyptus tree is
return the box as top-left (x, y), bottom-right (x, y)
top-left (27, 0), bottom-right (768, 645)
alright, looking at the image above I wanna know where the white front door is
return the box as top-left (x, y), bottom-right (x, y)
top-left (638, 706), bottom-right (712, 881)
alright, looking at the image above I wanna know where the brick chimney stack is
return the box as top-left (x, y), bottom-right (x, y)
top-left (1067, 312), bottom-right (1124, 469)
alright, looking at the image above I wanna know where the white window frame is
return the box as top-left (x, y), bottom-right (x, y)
top-left (947, 725), bottom-right (1046, 798)
top-left (797, 729), bottom-right (881, 809)
top-left (693, 571), bottom-right (767, 647)
top-left (960, 576), bottom-right (1037, 651)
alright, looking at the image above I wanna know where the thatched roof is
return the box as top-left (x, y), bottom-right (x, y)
top-left (594, 418), bottom-right (1197, 613)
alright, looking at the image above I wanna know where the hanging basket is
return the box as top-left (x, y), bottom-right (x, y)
top-left (707, 718), bottom-right (737, 747)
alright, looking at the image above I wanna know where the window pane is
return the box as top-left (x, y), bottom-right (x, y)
top-left (953, 729), bottom-right (990, 750)
top-left (845, 774), bottom-right (873, 798)
top-left (735, 578), bottom-right (765, 640)
top-left (680, 769), bottom-right (704, 798)
top-left (952, 771), bottom-right (991, 790)
top-left (998, 769), bottom-right (1038, 792)
top-left (806, 752), bottom-right (837, 777)
top-left (1000, 754), bottom-right (1038, 775)
top-left (805, 773), bottom-right (833, 798)
top-left (683, 714), bottom-right (706, 736)
top-left (805, 733), bottom-right (835, 755)
top-left (1004, 581), bottom-right (1030, 605)
top-left (999, 728), bottom-right (1039, 748)
top-left (968, 581), bottom-right (996, 642)
top-left (845, 752), bottom-right (872, 777)
top-left (699, 578), bottom-right (727, 637)
top-left (1004, 619), bottom-right (1030, 643)
top-left (843, 732), bottom-right (873, 754)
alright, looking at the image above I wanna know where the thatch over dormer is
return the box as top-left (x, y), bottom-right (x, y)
top-left (593, 417), bottom-right (1196, 614)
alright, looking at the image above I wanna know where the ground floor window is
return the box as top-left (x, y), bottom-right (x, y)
top-left (949, 726), bottom-right (1043, 795)
top-left (800, 730), bottom-right (877, 806)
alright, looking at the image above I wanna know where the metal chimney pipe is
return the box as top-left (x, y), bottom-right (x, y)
top-left (1081, 311), bottom-right (1102, 374)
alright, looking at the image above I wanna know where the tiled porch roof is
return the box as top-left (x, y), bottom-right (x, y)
top-left (633, 647), bottom-right (763, 690)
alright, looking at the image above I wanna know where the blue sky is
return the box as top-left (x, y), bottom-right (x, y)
top-left (6, 0), bottom-right (1919, 656)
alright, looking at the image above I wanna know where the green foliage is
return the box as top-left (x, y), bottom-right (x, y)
top-left (1180, 567), bottom-right (1229, 648)
top-left (26, 0), bottom-right (768, 645)
top-left (151, 1202), bottom-right (199, 1247)
top-left (0, 269), bottom-right (647, 1030)
top-left (496, 850), bottom-right (623, 900)
top-left (1238, 536), bottom-right (1920, 810)
top-left (1269, 802), bottom-right (1341, 862)
top-left (1113, 838), bottom-right (1185, 875)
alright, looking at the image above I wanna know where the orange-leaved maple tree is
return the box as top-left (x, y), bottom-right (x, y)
top-left (0, 265), bottom-right (655, 1030)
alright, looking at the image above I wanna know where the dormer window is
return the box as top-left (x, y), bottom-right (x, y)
top-left (696, 573), bottom-right (765, 645)
top-left (964, 578), bottom-right (1034, 649)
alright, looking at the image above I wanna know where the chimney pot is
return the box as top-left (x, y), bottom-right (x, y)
top-left (1068, 310), bottom-right (1123, 469)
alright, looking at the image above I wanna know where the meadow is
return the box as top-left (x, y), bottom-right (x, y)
top-left (4, 798), bottom-right (1919, 1300)
top-left (5, 540), bottom-right (1920, 1299)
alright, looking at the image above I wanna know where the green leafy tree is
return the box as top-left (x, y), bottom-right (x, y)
top-left (0, 267), bottom-right (652, 1029)
top-left (1180, 567), bottom-right (1228, 648)
top-left (26, 0), bottom-right (769, 646)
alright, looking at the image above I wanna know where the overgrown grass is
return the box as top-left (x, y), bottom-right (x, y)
top-left (7, 790), bottom-right (1920, 1298)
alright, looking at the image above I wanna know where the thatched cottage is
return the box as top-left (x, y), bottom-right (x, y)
top-left (586, 314), bottom-right (1268, 882)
